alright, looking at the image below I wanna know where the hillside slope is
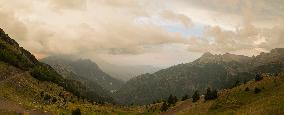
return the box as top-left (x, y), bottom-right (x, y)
top-left (41, 56), bottom-right (124, 92)
top-left (0, 61), bottom-right (144, 114)
top-left (172, 74), bottom-right (284, 115)
top-left (116, 49), bottom-right (284, 105)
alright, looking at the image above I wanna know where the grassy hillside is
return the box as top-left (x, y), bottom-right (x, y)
top-left (162, 74), bottom-right (284, 115)
top-left (0, 61), bottom-right (146, 114)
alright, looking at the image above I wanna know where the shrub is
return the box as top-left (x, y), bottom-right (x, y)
top-left (72, 108), bottom-right (81, 115)
top-left (40, 91), bottom-right (44, 97)
top-left (44, 94), bottom-right (51, 101)
top-left (255, 74), bottom-right (263, 81)
top-left (52, 97), bottom-right (57, 103)
top-left (233, 80), bottom-right (240, 88)
top-left (192, 91), bottom-right (200, 102)
top-left (205, 88), bottom-right (218, 101)
top-left (181, 94), bottom-right (189, 101)
top-left (245, 87), bottom-right (250, 91)
top-left (254, 87), bottom-right (261, 94)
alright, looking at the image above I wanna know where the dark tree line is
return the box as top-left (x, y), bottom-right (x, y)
top-left (205, 88), bottom-right (218, 101)
top-left (160, 94), bottom-right (178, 111)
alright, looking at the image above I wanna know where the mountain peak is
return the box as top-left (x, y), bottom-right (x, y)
top-left (270, 48), bottom-right (284, 54)
top-left (195, 52), bottom-right (251, 64)
top-left (201, 52), bottom-right (214, 57)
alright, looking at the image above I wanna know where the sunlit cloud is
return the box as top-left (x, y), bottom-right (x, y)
top-left (0, 0), bottom-right (283, 66)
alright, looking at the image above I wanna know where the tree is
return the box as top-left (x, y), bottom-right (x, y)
top-left (255, 74), bottom-right (263, 81)
top-left (192, 91), bottom-right (200, 102)
top-left (233, 80), bottom-right (240, 87)
top-left (181, 94), bottom-right (189, 101)
top-left (167, 94), bottom-right (178, 105)
top-left (204, 88), bottom-right (218, 101)
top-left (72, 108), bottom-right (81, 115)
top-left (43, 94), bottom-right (51, 101)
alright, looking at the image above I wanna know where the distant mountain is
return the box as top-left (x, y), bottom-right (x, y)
top-left (115, 49), bottom-right (284, 105)
top-left (41, 56), bottom-right (124, 92)
top-left (44, 61), bottom-right (112, 99)
top-left (0, 28), bottom-right (113, 104)
top-left (95, 59), bottom-right (162, 81)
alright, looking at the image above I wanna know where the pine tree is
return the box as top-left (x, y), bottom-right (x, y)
top-left (255, 74), bottom-right (263, 81)
top-left (167, 94), bottom-right (178, 105)
top-left (192, 91), bottom-right (200, 102)
top-left (205, 88), bottom-right (218, 101)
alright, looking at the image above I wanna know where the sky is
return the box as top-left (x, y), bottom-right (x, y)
top-left (0, 0), bottom-right (283, 66)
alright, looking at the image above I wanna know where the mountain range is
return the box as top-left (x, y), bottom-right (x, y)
top-left (114, 48), bottom-right (284, 105)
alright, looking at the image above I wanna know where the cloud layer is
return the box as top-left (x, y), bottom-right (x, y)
top-left (0, 0), bottom-right (283, 66)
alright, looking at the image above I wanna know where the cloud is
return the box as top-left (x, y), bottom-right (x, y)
top-left (48, 0), bottom-right (87, 10)
top-left (187, 23), bottom-right (284, 54)
top-left (160, 10), bottom-right (192, 28)
top-left (183, 0), bottom-right (284, 55)
top-left (0, 0), bottom-right (283, 66)
top-left (0, 10), bottom-right (28, 41)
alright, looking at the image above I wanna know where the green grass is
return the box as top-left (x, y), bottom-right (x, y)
top-left (0, 110), bottom-right (18, 115)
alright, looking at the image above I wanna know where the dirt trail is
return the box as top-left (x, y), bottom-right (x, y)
top-left (160, 100), bottom-right (192, 115)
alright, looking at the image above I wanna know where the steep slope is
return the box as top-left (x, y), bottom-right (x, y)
top-left (115, 49), bottom-right (284, 105)
top-left (0, 29), bottom-right (63, 84)
top-left (0, 61), bottom-right (75, 114)
top-left (41, 56), bottom-right (124, 92)
top-left (0, 28), bottom-right (113, 104)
